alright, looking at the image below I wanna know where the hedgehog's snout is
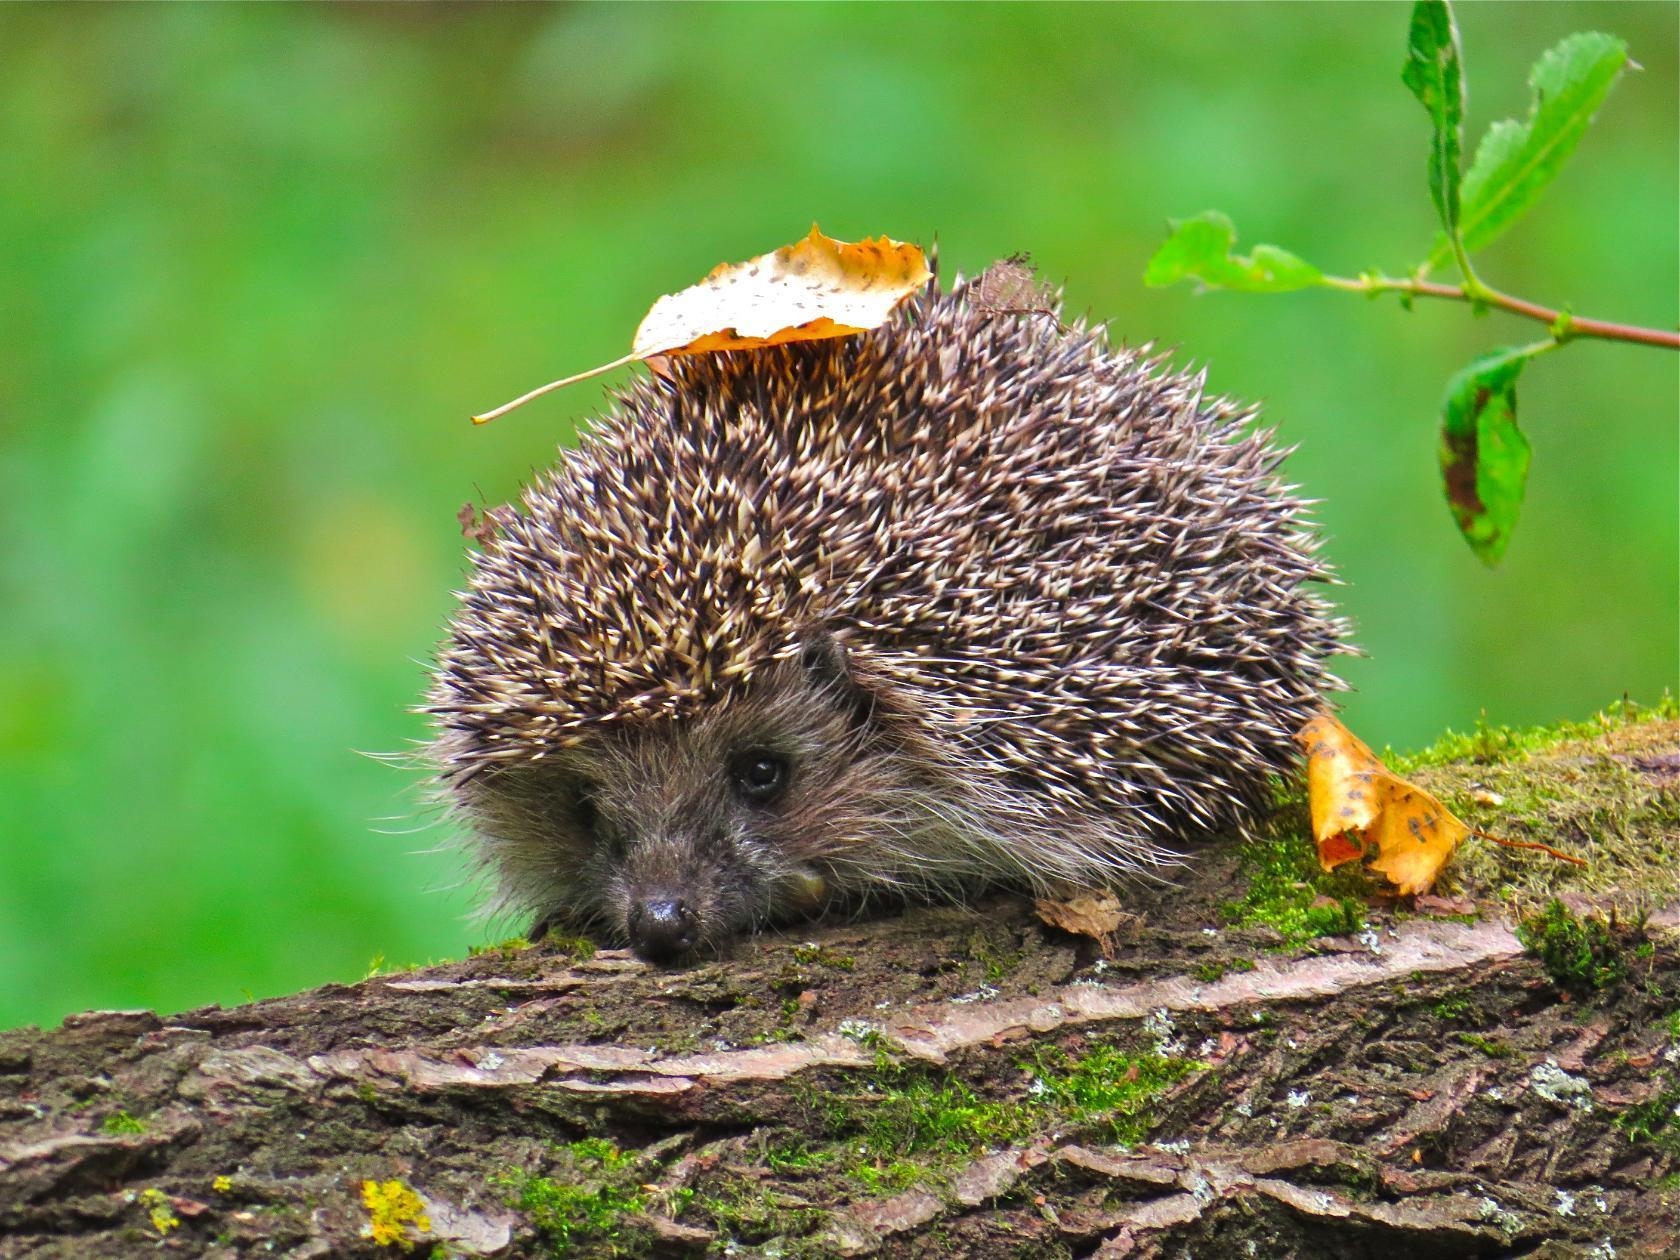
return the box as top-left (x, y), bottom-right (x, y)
top-left (609, 824), bottom-right (752, 963)
top-left (626, 895), bottom-right (700, 963)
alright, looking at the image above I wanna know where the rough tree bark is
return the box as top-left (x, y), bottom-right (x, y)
top-left (2, 718), bottom-right (1676, 1259)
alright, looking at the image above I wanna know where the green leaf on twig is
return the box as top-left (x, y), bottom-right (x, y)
top-left (1423, 32), bottom-right (1631, 273)
top-left (1143, 211), bottom-right (1322, 293)
top-left (1401, 0), bottom-right (1466, 242)
top-left (1438, 346), bottom-right (1539, 565)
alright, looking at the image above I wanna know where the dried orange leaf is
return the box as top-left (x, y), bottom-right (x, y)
top-left (1295, 712), bottom-right (1470, 896)
top-left (1365, 777), bottom-right (1469, 895)
top-left (632, 226), bottom-right (931, 357)
top-left (1299, 713), bottom-right (1384, 845)
top-left (1034, 889), bottom-right (1128, 952)
top-left (472, 227), bottom-right (930, 424)
top-left (1316, 829), bottom-right (1368, 870)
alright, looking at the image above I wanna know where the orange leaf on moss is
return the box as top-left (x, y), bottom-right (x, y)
top-left (1295, 712), bottom-right (1470, 896)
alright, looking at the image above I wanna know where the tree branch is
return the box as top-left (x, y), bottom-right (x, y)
top-left (1323, 272), bottom-right (1680, 349)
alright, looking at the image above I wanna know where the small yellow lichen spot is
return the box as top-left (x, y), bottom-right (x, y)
top-left (361, 1178), bottom-right (433, 1250)
top-left (138, 1187), bottom-right (180, 1236)
top-left (212, 1174), bottom-right (234, 1194)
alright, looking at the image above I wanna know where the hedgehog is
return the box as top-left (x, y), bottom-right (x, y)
top-left (428, 273), bottom-right (1345, 962)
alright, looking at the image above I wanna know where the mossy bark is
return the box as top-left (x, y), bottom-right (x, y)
top-left (2, 719), bottom-right (1676, 1258)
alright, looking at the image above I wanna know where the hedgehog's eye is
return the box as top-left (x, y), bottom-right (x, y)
top-left (728, 748), bottom-right (789, 805)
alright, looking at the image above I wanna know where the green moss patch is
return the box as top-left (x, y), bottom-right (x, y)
top-left (101, 1110), bottom-right (147, 1136)
top-left (491, 1139), bottom-right (652, 1258)
top-left (801, 1038), bottom-right (1200, 1192)
top-left (1224, 804), bottom-right (1372, 945)
top-left (1517, 899), bottom-right (1635, 994)
top-left (1411, 711), bottom-right (1679, 914)
top-left (1387, 694), bottom-right (1675, 776)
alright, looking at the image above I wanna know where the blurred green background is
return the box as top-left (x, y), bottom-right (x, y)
top-left (2, 3), bottom-right (1674, 1032)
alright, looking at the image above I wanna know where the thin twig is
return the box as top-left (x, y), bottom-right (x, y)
top-left (1322, 274), bottom-right (1680, 350)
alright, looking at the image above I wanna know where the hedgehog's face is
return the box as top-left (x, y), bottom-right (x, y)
top-left (459, 636), bottom-right (946, 963)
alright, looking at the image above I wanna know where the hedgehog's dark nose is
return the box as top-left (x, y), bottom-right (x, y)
top-left (627, 897), bottom-right (699, 963)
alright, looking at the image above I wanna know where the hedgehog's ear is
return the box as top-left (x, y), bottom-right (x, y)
top-left (797, 630), bottom-right (851, 691)
top-left (799, 630), bottom-right (880, 729)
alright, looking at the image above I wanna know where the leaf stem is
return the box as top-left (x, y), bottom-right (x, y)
top-left (1470, 827), bottom-right (1587, 866)
top-left (1447, 233), bottom-right (1485, 299)
top-left (470, 352), bottom-right (641, 425)
top-left (1323, 273), bottom-right (1680, 349)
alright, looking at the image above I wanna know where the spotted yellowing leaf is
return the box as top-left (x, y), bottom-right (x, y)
top-left (632, 227), bottom-right (932, 356)
top-left (1296, 711), bottom-right (1470, 896)
top-left (472, 227), bottom-right (931, 423)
